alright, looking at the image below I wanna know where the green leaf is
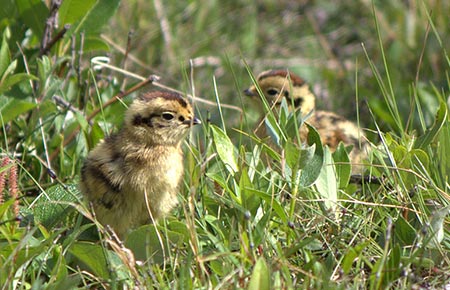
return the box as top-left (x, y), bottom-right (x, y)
top-left (0, 72), bottom-right (37, 94)
top-left (240, 167), bottom-right (260, 214)
top-left (125, 224), bottom-right (184, 263)
top-left (342, 243), bottom-right (367, 274)
top-left (69, 241), bottom-right (110, 279)
top-left (0, 96), bottom-right (36, 123)
top-left (0, 29), bottom-right (11, 77)
top-left (15, 0), bottom-right (49, 38)
top-left (427, 205), bottom-right (450, 248)
top-left (68, 0), bottom-right (120, 36)
top-left (248, 257), bottom-right (270, 290)
top-left (82, 36), bottom-right (110, 52)
top-left (315, 147), bottom-right (338, 214)
top-left (415, 101), bottom-right (447, 149)
top-left (264, 116), bottom-right (281, 147)
top-left (211, 125), bottom-right (238, 174)
top-left (58, 0), bottom-right (96, 26)
top-left (284, 140), bottom-right (315, 170)
top-left (438, 123), bottom-right (450, 176)
top-left (332, 142), bottom-right (351, 188)
top-left (0, 58), bottom-right (17, 81)
top-left (299, 123), bottom-right (324, 187)
top-left (32, 184), bottom-right (81, 229)
top-left (393, 215), bottom-right (416, 246)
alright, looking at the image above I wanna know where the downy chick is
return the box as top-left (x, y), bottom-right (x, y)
top-left (80, 91), bottom-right (200, 237)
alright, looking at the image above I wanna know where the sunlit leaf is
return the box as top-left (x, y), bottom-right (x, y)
top-left (67, 0), bottom-right (121, 36)
top-left (211, 125), bottom-right (238, 174)
top-left (315, 147), bottom-right (338, 215)
top-left (248, 257), bottom-right (270, 290)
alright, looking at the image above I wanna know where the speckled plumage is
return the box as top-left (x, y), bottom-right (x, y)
top-left (80, 91), bottom-right (200, 237)
top-left (244, 69), bottom-right (368, 172)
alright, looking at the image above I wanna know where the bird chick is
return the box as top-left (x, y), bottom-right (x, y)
top-left (244, 69), bottom-right (368, 171)
top-left (80, 91), bottom-right (200, 237)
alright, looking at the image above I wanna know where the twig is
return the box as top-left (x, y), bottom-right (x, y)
top-left (90, 57), bottom-right (243, 113)
top-left (39, 24), bottom-right (71, 57)
top-left (120, 30), bottom-right (134, 91)
top-left (153, 0), bottom-right (175, 64)
top-left (53, 95), bottom-right (84, 117)
top-left (87, 75), bottom-right (160, 122)
top-left (40, 0), bottom-right (63, 56)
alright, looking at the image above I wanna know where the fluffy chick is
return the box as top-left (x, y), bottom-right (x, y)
top-left (244, 69), bottom-right (368, 170)
top-left (80, 91), bottom-right (200, 237)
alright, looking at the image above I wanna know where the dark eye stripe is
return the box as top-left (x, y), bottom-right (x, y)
top-left (133, 113), bottom-right (159, 127)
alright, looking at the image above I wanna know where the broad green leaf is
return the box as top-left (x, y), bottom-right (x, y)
top-left (315, 147), bottom-right (338, 215)
top-left (415, 101), bottom-right (447, 149)
top-left (68, 0), bottom-right (120, 36)
top-left (284, 140), bottom-right (315, 171)
top-left (332, 142), bottom-right (351, 188)
top-left (69, 241), bottom-right (110, 279)
top-left (248, 257), bottom-right (270, 290)
top-left (125, 224), bottom-right (184, 263)
top-left (299, 123), bottom-right (324, 187)
top-left (0, 96), bottom-right (36, 123)
top-left (32, 184), bottom-right (81, 229)
top-left (393, 215), bottom-right (416, 246)
top-left (58, 0), bottom-right (96, 26)
top-left (82, 36), bottom-right (110, 52)
top-left (211, 125), bottom-right (238, 174)
top-left (15, 0), bottom-right (48, 38)
top-left (284, 141), bottom-right (300, 170)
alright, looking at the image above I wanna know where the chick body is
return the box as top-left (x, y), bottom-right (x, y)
top-left (80, 91), bottom-right (200, 237)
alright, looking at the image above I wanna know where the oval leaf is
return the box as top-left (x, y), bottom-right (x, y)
top-left (211, 125), bottom-right (238, 174)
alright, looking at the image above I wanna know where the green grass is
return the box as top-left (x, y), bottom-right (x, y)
top-left (1, 0), bottom-right (450, 288)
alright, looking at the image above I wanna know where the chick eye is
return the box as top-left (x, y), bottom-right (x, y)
top-left (161, 112), bottom-right (174, 120)
top-left (267, 89), bottom-right (279, 95)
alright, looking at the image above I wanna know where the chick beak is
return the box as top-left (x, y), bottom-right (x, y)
top-left (183, 117), bottom-right (201, 126)
top-left (243, 88), bottom-right (254, 97)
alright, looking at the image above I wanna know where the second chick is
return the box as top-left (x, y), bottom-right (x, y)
top-left (244, 69), bottom-right (368, 171)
